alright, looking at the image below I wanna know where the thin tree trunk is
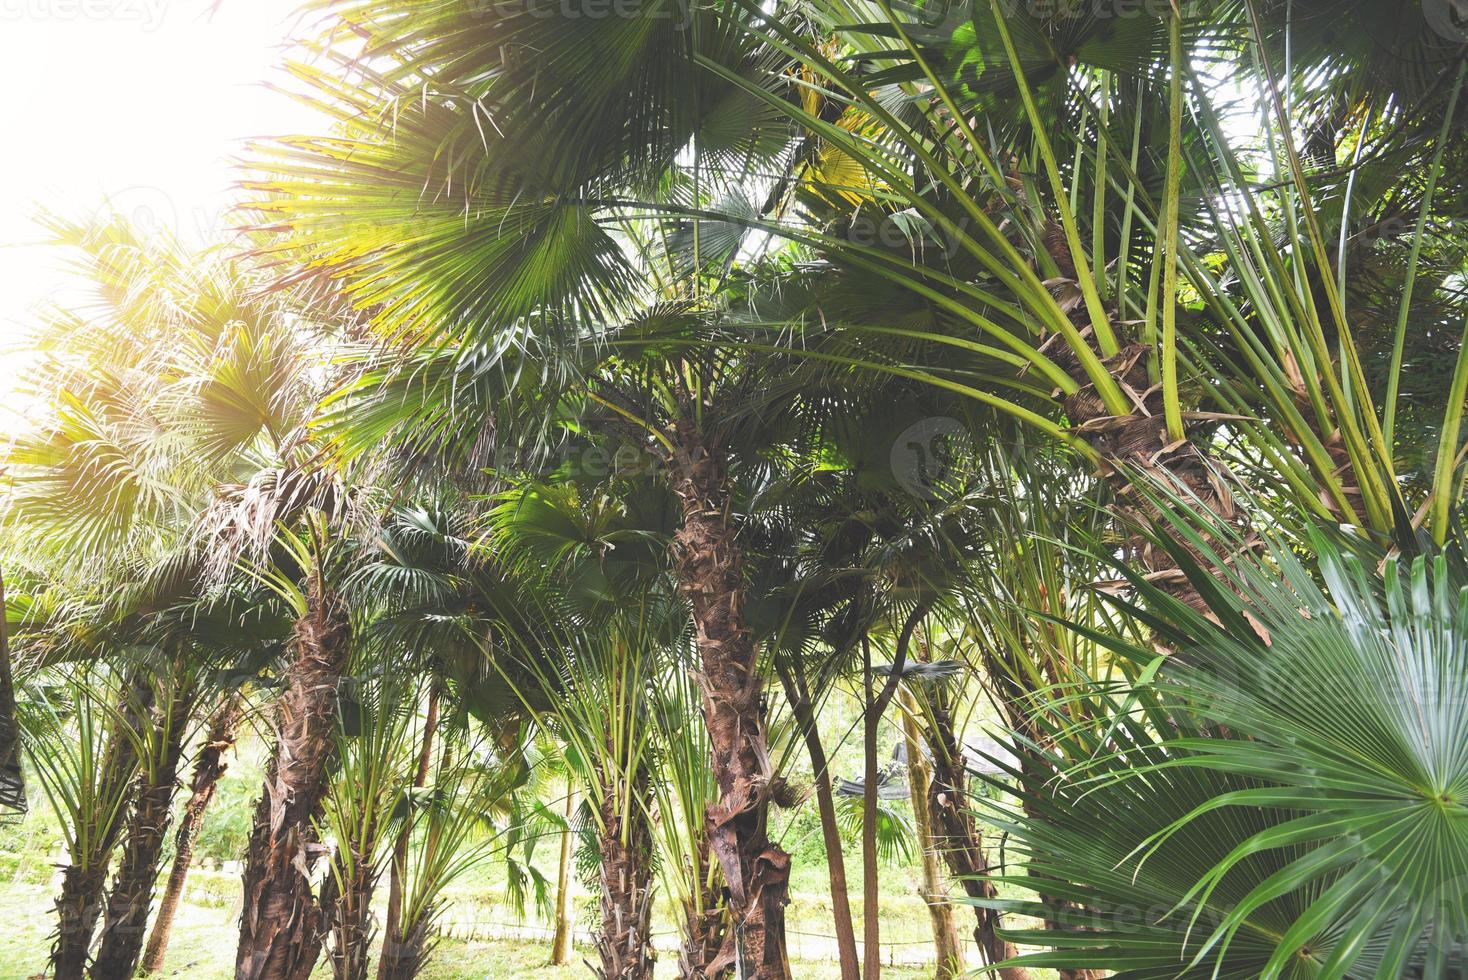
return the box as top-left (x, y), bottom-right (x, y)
top-left (910, 635), bottom-right (1031, 980)
top-left (667, 421), bottom-right (790, 980)
top-left (550, 778), bottom-right (577, 966)
top-left (860, 606), bottom-right (927, 980)
top-left (776, 662), bottom-right (859, 980)
top-left (235, 573), bottom-right (350, 980)
top-left (861, 637), bottom-right (880, 980)
top-left (142, 695), bottom-right (243, 974)
top-left (91, 681), bottom-right (194, 979)
top-left (592, 763), bottom-right (655, 980)
top-left (899, 689), bottom-right (962, 980)
top-left (52, 673), bottom-right (152, 979)
top-left (0, 567), bottom-right (24, 814)
top-left (378, 686), bottom-right (439, 980)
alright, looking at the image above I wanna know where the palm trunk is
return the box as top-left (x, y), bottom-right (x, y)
top-left (915, 672), bottom-right (1030, 980)
top-left (0, 567), bottom-right (24, 814)
top-left (1041, 231), bottom-right (1251, 611)
top-left (91, 682), bottom-right (194, 979)
top-left (677, 823), bottom-right (729, 980)
top-left (550, 778), bottom-right (577, 966)
top-left (324, 840), bottom-right (377, 980)
top-left (592, 763), bottom-right (656, 980)
top-left (776, 661), bottom-right (859, 980)
top-left (55, 863), bottom-right (112, 980)
top-left (667, 421), bottom-right (790, 980)
top-left (235, 573), bottom-right (350, 980)
top-left (899, 689), bottom-right (962, 980)
top-left (375, 737), bottom-right (455, 980)
top-left (374, 919), bottom-right (433, 980)
top-left (52, 674), bottom-right (152, 979)
top-left (142, 696), bottom-right (243, 974)
top-left (1060, 342), bottom-right (1246, 608)
top-left (861, 607), bottom-right (928, 980)
top-left (378, 686), bottom-right (439, 980)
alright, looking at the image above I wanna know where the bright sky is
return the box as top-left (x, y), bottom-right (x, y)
top-left (0, 0), bottom-right (322, 430)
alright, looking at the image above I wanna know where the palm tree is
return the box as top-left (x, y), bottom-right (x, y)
top-left (318, 661), bottom-right (418, 980)
top-left (647, 646), bottom-right (728, 978)
top-left (747, 0), bottom-right (1468, 553)
top-left (747, 395), bottom-right (1039, 978)
top-left (485, 480), bottom-right (681, 979)
top-left (243, 5), bottom-right (1468, 976)
top-left (346, 500), bottom-right (559, 979)
top-left (0, 215), bottom-right (321, 977)
top-left (377, 681), bottom-right (439, 980)
top-left (248, 3), bottom-right (813, 965)
top-left (0, 211), bottom-right (381, 980)
top-left (88, 594), bottom-right (282, 979)
top-left (22, 659), bottom-right (153, 977)
top-left (141, 693), bottom-right (244, 974)
top-left (90, 660), bottom-right (199, 979)
top-left (280, 281), bottom-right (809, 976)
top-left (5, 560), bottom-right (285, 979)
top-left (976, 510), bottom-right (1468, 977)
top-left (226, 505), bottom-right (360, 980)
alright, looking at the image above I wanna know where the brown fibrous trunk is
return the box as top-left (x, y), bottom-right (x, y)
top-left (591, 767), bottom-right (656, 980)
top-left (142, 696), bottom-right (243, 974)
top-left (51, 676), bottom-right (151, 979)
top-left (235, 578), bottom-right (350, 980)
top-left (900, 689), bottom-right (963, 980)
top-left (676, 818), bottom-right (729, 980)
top-left (91, 683), bottom-right (193, 979)
top-left (54, 863), bottom-right (113, 979)
top-left (1040, 223), bottom-right (1253, 612)
top-left (323, 842), bottom-right (377, 980)
top-left (668, 422), bottom-right (790, 980)
top-left (919, 685), bottom-right (1032, 980)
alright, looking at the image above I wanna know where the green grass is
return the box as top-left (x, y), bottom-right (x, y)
top-left (0, 874), bottom-right (944, 979)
